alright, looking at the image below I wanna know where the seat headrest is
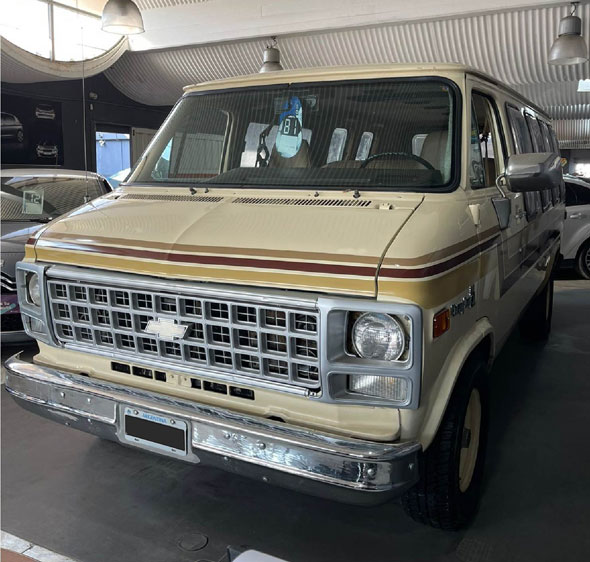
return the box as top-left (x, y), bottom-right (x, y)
top-left (420, 131), bottom-right (448, 171)
top-left (269, 140), bottom-right (311, 168)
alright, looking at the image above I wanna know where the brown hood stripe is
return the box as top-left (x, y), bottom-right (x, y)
top-left (36, 239), bottom-right (378, 278)
top-left (37, 231), bottom-right (380, 265)
top-left (380, 235), bottom-right (499, 279)
top-left (36, 232), bottom-right (499, 280)
top-left (36, 226), bottom-right (500, 269)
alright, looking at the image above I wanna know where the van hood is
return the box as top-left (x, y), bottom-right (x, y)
top-left (30, 190), bottom-right (423, 296)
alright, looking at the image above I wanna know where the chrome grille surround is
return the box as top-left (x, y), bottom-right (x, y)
top-left (17, 262), bottom-right (423, 407)
top-left (46, 276), bottom-right (321, 392)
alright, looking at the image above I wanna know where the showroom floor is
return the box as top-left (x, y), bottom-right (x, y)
top-left (2, 276), bottom-right (589, 562)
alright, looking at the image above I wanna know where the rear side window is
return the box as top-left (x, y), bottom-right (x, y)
top-left (548, 125), bottom-right (560, 152)
top-left (525, 114), bottom-right (544, 152)
top-left (538, 121), bottom-right (552, 152)
top-left (506, 105), bottom-right (533, 154)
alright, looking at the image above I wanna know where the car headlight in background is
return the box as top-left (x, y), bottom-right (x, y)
top-left (348, 374), bottom-right (409, 403)
top-left (352, 312), bottom-right (406, 361)
top-left (26, 273), bottom-right (42, 306)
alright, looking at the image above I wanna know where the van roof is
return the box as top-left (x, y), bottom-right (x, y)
top-left (184, 63), bottom-right (549, 119)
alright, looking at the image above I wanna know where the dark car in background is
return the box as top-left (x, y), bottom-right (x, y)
top-left (1, 169), bottom-right (112, 342)
top-left (1, 112), bottom-right (24, 144)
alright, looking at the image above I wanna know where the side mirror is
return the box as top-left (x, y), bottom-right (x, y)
top-left (505, 152), bottom-right (562, 192)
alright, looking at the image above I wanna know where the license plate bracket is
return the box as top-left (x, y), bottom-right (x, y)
top-left (123, 407), bottom-right (187, 456)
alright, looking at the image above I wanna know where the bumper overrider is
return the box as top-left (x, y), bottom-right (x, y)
top-left (4, 354), bottom-right (420, 504)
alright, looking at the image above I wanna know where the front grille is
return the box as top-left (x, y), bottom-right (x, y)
top-left (47, 278), bottom-right (321, 390)
top-left (1, 271), bottom-right (17, 293)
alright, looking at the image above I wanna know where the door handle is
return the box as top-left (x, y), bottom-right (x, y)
top-left (515, 209), bottom-right (526, 220)
top-left (569, 212), bottom-right (583, 219)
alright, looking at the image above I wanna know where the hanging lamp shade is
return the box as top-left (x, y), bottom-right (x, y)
top-left (548, 13), bottom-right (588, 65)
top-left (259, 45), bottom-right (283, 73)
top-left (102, 0), bottom-right (145, 35)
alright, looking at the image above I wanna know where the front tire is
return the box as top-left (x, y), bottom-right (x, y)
top-left (402, 356), bottom-right (489, 530)
top-left (575, 239), bottom-right (590, 280)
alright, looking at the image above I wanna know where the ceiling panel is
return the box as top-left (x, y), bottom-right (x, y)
top-left (105, 4), bottom-right (590, 109)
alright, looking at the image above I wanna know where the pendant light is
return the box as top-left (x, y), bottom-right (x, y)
top-left (102, 0), bottom-right (145, 35)
top-left (259, 37), bottom-right (283, 73)
top-left (548, 2), bottom-right (588, 65)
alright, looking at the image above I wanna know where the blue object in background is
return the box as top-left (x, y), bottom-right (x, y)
top-left (96, 132), bottom-right (130, 178)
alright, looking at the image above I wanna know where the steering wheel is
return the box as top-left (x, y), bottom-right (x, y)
top-left (360, 151), bottom-right (435, 170)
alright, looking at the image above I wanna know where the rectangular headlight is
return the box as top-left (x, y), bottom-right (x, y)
top-left (348, 374), bottom-right (409, 403)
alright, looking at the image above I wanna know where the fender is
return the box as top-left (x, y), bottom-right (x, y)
top-left (415, 317), bottom-right (494, 450)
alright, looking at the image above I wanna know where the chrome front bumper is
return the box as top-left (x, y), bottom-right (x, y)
top-left (4, 355), bottom-right (420, 505)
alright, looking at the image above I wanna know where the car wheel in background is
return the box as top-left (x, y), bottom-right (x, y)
top-left (576, 239), bottom-right (590, 280)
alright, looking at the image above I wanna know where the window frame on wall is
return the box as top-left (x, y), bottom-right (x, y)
top-left (0, 0), bottom-right (122, 62)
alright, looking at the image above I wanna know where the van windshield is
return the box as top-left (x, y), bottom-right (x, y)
top-left (131, 78), bottom-right (458, 190)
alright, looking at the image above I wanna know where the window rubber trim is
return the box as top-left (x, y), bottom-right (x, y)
top-left (125, 76), bottom-right (463, 194)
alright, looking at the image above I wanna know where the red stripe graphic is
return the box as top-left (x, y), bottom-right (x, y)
top-left (36, 235), bottom-right (499, 280)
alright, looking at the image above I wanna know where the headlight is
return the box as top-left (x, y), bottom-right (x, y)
top-left (27, 273), bottom-right (42, 306)
top-left (352, 312), bottom-right (405, 361)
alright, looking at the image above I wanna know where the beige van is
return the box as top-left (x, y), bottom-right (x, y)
top-left (6, 64), bottom-right (564, 529)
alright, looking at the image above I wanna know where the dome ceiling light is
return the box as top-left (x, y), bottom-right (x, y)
top-left (548, 2), bottom-right (589, 65)
top-left (102, 0), bottom-right (145, 35)
top-left (259, 37), bottom-right (283, 73)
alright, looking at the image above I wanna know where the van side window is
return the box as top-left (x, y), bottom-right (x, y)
top-left (506, 105), bottom-right (533, 154)
top-left (548, 125), bottom-right (560, 152)
top-left (525, 114), bottom-right (544, 152)
top-left (538, 121), bottom-right (552, 152)
top-left (470, 93), bottom-right (501, 188)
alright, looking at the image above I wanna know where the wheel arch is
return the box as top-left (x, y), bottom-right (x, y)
top-left (417, 317), bottom-right (494, 451)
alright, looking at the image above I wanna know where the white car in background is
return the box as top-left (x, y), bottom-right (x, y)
top-left (562, 176), bottom-right (590, 279)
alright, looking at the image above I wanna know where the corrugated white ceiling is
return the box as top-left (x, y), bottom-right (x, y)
top-left (1, 2), bottom-right (588, 144)
top-left (104, 4), bottom-right (590, 114)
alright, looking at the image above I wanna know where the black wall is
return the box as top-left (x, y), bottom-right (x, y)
top-left (2, 73), bottom-right (171, 172)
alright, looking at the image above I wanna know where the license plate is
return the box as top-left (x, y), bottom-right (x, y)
top-left (123, 407), bottom-right (187, 456)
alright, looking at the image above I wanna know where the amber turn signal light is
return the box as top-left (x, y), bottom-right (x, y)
top-left (433, 308), bottom-right (451, 338)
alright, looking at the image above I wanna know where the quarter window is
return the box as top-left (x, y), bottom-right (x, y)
top-left (538, 121), bottom-right (552, 152)
top-left (506, 106), bottom-right (533, 154)
top-left (525, 114), bottom-right (544, 153)
top-left (470, 93), bottom-right (501, 188)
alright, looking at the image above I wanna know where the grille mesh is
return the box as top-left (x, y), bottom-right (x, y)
top-left (47, 278), bottom-right (320, 389)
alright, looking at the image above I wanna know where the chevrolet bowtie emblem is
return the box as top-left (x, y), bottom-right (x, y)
top-left (144, 318), bottom-right (188, 341)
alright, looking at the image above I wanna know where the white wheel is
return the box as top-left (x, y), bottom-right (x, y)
top-left (459, 388), bottom-right (482, 493)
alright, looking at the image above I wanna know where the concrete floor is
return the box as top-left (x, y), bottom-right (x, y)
top-left (2, 277), bottom-right (589, 562)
